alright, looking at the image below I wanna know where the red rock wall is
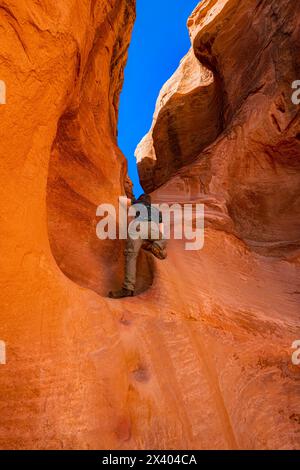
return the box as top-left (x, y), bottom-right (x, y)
top-left (136, 0), bottom-right (300, 449)
top-left (138, 0), bottom-right (300, 249)
top-left (135, 49), bottom-right (223, 193)
top-left (0, 0), bottom-right (299, 450)
top-left (0, 0), bottom-right (137, 449)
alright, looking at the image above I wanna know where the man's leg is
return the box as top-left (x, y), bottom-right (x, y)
top-left (151, 238), bottom-right (167, 259)
top-left (146, 222), bottom-right (167, 260)
top-left (123, 236), bottom-right (143, 291)
top-left (153, 238), bottom-right (167, 251)
top-left (109, 236), bottom-right (143, 298)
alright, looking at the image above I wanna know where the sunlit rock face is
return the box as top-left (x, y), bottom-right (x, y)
top-left (137, 0), bottom-right (300, 251)
top-left (0, 0), bottom-right (299, 451)
top-left (0, 0), bottom-right (137, 449)
top-left (135, 49), bottom-right (223, 193)
top-left (135, 0), bottom-right (300, 450)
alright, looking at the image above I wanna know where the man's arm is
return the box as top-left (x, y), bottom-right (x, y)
top-left (159, 222), bottom-right (165, 238)
top-left (159, 209), bottom-right (165, 238)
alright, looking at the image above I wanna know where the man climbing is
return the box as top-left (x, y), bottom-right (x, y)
top-left (109, 193), bottom-right (167, 299)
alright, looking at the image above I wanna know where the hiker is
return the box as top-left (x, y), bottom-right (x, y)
top-left (109, 193), bottom-right (167, 298)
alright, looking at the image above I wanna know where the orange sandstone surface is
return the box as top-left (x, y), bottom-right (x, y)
top-left (0, 0), bottom-right (300, 450)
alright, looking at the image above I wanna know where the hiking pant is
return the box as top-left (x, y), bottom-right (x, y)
top-left (123, 221), bottom-right (167, 291)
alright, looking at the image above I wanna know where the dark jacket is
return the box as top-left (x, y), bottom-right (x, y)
top-left (131, 200), bottom-right (162, 224)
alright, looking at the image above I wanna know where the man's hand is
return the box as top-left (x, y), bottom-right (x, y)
top-left (159, 222), bottom-right (165, 239)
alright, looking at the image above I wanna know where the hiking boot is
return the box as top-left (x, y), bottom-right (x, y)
top-left (108, 288), bottom-right (134, 299)
top-left (142, 241), bottom-right (153, 252)
top-left (151, 244), bottom-right (167, 260)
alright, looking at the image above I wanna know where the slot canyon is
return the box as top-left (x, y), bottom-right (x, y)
top-left (0, 0), bottom-right (300, 450)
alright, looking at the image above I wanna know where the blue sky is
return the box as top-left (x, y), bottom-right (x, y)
top-left (118, 0), bottom-right (199, 197)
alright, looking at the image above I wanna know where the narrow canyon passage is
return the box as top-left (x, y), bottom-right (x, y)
top-left (0, 0), bottom-right (299, 450)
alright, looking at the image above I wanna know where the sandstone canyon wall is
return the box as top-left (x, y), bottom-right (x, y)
top-left (137, 0), bottom-right (300, 251)
top-left (0, 0), bottom-right (299, 450)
